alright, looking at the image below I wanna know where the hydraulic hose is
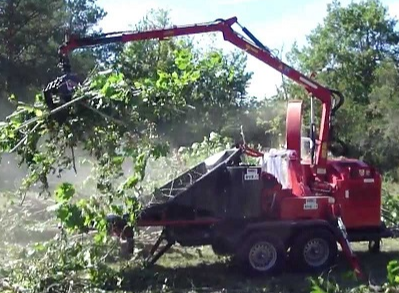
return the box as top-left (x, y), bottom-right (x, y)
top-left (328, 89), bottom-right (347, 156)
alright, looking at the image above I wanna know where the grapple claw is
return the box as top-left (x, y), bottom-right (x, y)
top-left (43, 72), bottom-right (81, 124)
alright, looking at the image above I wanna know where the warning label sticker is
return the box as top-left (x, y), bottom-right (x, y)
top-left (244, 168), bottom-right (259, 181)
top-left (303, 198), bottom-right (318, 210)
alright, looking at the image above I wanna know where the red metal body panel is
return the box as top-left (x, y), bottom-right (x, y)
top-left (279, 196), bottom-right (334, 221)
top-left (283, 89), bottom-right (381, 229)
top-left (298, 159), bottom-right (382, 229)
top-left (327, 159), bottom-right (382, 229)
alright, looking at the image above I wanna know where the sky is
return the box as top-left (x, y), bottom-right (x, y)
top-left (96, 0), bottom-right (399, 99)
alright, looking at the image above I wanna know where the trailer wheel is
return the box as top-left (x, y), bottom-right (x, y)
top-left (120, 236), bottom-right (135, 257)
top-left (289, 229), bottom-right (338, 272)
top-left (212, 241), bottom-right (231, 256)
top-left (368, 239), bottom-right (381, 254)
top-left (106, 214), bottom-right (135, 257)
top-left (237, 233), bottom-right (286, 275)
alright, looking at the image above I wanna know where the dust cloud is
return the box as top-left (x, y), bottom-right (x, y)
top-left (0, 141), bottom-right (189, 258)
top-left (0, 96), bottom-right (289, 264)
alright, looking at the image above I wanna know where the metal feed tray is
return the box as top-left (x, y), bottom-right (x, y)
top-left (138, 148), bottom-right (243, 223)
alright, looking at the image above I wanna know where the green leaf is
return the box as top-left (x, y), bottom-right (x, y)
top-left (190, 70), bottom-right (201, 81)
top-left (8, 94), bottom-right (17, 104)
top-left (34, 108), bottom-right (43, 117)
top-left (93, 233), bottom-right (105, 244)
top-left (387, 260), bottom-right (399, 285)
top-left (123, 175), bottom-right (140, 190)
top-left (112, 156), bottom-right (124, 165)
top-left (54, 182), bottom-right (76, 203)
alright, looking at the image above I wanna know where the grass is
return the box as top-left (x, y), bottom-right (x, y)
top-left (1, 189), bottom-right (399, 293)
top-left (115, 232), bottom-right (399, 293)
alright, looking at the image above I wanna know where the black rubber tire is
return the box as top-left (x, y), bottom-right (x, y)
top-left (212, 241), bottom-right (231, 256)
top-left (120, 237), bottom-right (135, 258)
top-left (289, 228), bottom-right (338, 273)
top-left (105, 214), bottom-right (135, 257)
top-left (368, 239), bottom-right (381, 254)
top-left (236, 233), bottom-right (286, 276)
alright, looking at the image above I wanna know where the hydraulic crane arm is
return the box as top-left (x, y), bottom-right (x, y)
top-left (50, 16), bottom-right (345, 168)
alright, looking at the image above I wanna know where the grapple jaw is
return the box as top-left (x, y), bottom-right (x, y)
top-left (43, 62), bottom-right (81, 124)
top-left (40, 46), bottom-right (83, 123)
top-left (43, 73), bottom-right (80, 108)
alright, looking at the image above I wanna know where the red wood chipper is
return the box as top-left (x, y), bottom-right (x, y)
top-left (42, 16), bottom-right (398, 278)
